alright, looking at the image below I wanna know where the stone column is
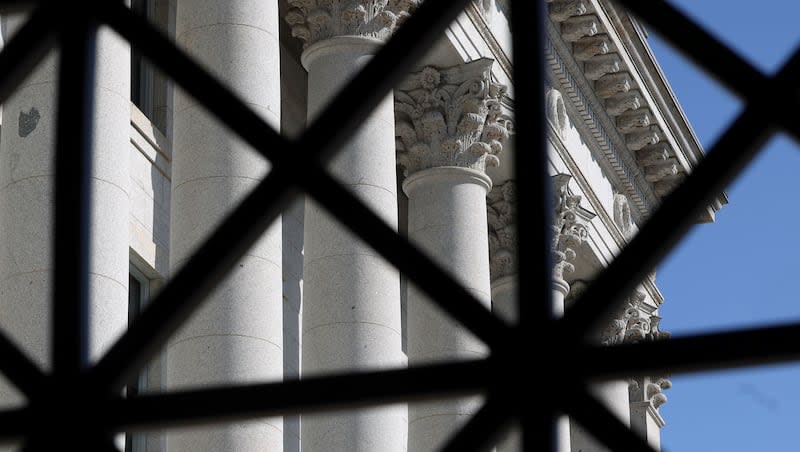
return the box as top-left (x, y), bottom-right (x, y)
top-left (488, 180), bottom-right (571, 452)
top-left (285, 2), bottom-right (416, 451)
top-left (0, 12), bottom-right (130, 401)
top-left (167, 1), bottom-right (283, 451)
top-left (571, 289), bottom-right (650, 452)
top-left (396, 59), bottom-right (511, 451)
top-left (629, 317), bottom-right (671, 451)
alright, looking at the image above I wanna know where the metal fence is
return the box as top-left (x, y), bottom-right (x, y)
top-left (0, 0), bottom-right (794, 450)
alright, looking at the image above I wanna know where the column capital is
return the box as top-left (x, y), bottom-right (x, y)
top-left (286, 0), bottom-right (419, 48)
top-left (552, 174), bottom-right (593, 283)
top-left (395, 58), bottom-right (512, 176)
top-left (488, 180), bottom-right (516, 281)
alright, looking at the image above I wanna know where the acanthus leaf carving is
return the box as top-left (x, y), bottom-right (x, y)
top-left (285, 0), bottom-right (420, 48)
top-left (600, 289), bottom-right (648, 346)
top-left (395, 59), bottom-right (512, 175)
top-left (552, 174), bottom-right (591, 283)
top-left (487, 180), bottom-right (516, 281)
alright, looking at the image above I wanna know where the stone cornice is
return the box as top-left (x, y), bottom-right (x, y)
top-left (395, 58), bottom-right (512, 175)
top-left (285, 0), bottom-right (419, 48)
top-left (546, 0), bottom-right (726, 222)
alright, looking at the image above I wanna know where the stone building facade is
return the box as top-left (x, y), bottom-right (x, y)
top-left (0, 0), bottom-right (724, 451)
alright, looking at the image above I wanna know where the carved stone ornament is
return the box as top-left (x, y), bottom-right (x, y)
top-left (395, 58), bottom-right (512, 175)
top-left (487, 180), bottom-right (516, 281)
top-left (546, 86), bottom-right (570, 138)
top-left (613, 193), bottom-right (633, 239)
top-left (552, 174), bottom-right (590, 283)
top-left (285, 0), bottom-right (420, 48)
top-left (599, 289), bottom-right (649, 346)
top-left (630, 376), bottom-right (672, 410)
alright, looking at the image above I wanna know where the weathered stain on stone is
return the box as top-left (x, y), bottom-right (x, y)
top-left (18, 107), bottom-right (40, 137)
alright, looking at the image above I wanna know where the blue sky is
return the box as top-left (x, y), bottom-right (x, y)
top-left (646, 1), bottom-right (800, 450)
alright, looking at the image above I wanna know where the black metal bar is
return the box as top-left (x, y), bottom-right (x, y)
top-left (439, 399), bottom-right (510, 452)
top-left (0, 1), bottom-right (34, 15)
top-left (563, 39), bottom-right (800, 342)
top-left (0, 6), bottom-right (58, 106)
top-left (612, 0), bottom-right (800, 144)
top-left (510, 0), bottom-right (552, 326)
top-left (108, 360), bottom-right (490, 431)
top-left (0, 407), bottom-right (29, 442)
top-left (303, 170), bottom-right (509, 349)
top-left (560, 108), bottom-right (772, 342)
top-left (96, 1), bottom-right (289, 165)
top-left (51, 13), bottom-right (96, 377)
top-left (520, 407), bottom-right (556, 452)
top-left (613, 0), bottom-right (763, 99)
top-left (576, 321), bottom-right (800, 380)
top-left (90, 169), bottom-right (298, 391)
top-left (564, 388), bottom-right (656, 452)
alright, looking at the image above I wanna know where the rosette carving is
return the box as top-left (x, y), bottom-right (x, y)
top-left (487, 181), bottom-right (516, 281)
top-left (395, 58), bottom-right (511, 175)
top-left (285, 0), bottom-right (420, 47)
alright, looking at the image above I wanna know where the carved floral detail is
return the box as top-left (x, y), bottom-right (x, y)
top-left (600, 289), bottom-right (648, 346)
top-left (487, 181), bottom-right (516, 281)
top-left (395, 58), bottom-right (511, 175)
top-left (285, 0), bottom-right (420, 48)
top-left (552, 174), bottom-right (590, 283)
top-left (630, 376), bottom-right (672, 410)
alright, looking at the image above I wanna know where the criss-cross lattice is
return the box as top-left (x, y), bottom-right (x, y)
top-left (0, 0), bottom-right (794, 450)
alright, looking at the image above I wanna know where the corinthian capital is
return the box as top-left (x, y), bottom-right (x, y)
top-left (395, 58), bottom-right (512, 175)
top-left (552, 174), bottom-right (592, 282)
top-left (487, 180), bottom-right (516, 281)
top-left (285, 0), bottom-right (419, 48)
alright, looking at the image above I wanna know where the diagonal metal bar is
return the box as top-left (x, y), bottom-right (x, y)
top-left (0, 6), bottom-right (59, 106)
top-left (440, 398), bottom-right (510, 452)
top-left (303, 170), bottom-right (509, 348)
top-left (560, 108), bottom-right (773, 342)
top-left (93, 0), bottom-right (509, 389)
top-left (562, 43), bottom-right (800, 342)
top-left (563, 387), bottom-right (656, 452)
top-left (51, 15), bottom-right (96, 376)
top-left (97, 1), bottom-right (288, 165)
top-left (90, 169), bottom-right (298, 391)
top-left (576, 321), bottom-right (800, 381)
top-left (0, 6), bottom-right (60, 393)
top-left (613, 0), bottom-right (800, 144)
top-left (612, 0), bottom-right (763, 98)
top-left (108, 360), bottom-right (490, 431)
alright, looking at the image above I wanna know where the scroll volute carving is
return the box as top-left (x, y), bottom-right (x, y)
top-left (395, 58), bottom-right (512, 175)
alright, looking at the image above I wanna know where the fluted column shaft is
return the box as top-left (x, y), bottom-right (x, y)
top-left (299, 37), bottom-right (406, 452)
top-left (0, 13), bottom-right (130, 401)
top-left (405, 167), bottom-right (492, 451)
top-left (168, 1), bottom-right (283, 451)
top-left (489, 180), bottom-right (570, 452)
top-left (286, 2), bottom-right (417, 450)
top-left (397, 59), bottom-right (510, 451)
